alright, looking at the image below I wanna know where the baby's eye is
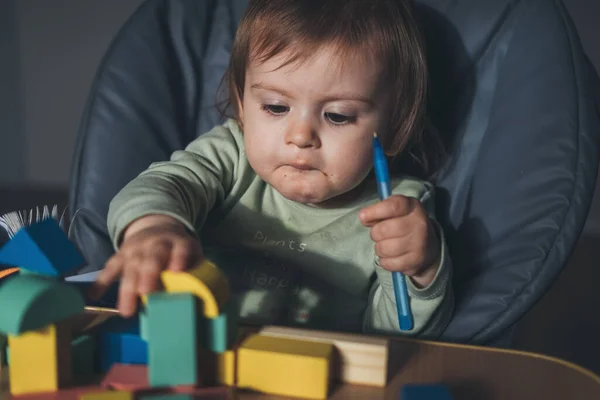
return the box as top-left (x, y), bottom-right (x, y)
top-left (325, 112), bottom-right (356, 125)
top-left (261, 104), bottom-right (289, 116)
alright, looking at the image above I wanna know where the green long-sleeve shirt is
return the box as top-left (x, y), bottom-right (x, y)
top-left (107, 119), bottom-right (453, 337)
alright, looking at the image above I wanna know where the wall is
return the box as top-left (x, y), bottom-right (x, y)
top-left (10, 0), bottom-right (144, 187)
top-left (0, 0), bottom-right (25, 184)
top-left (0, 0), bottom-right (598, 188)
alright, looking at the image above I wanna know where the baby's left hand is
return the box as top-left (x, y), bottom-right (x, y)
top-left (359, 195), bottom-right (441, 288)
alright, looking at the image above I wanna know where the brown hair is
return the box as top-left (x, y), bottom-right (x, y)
top-left (218, 0), bottom-right (446, 180)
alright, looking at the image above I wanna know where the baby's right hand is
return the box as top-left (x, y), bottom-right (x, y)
top-left (89, 215), bottom-right (203, 317)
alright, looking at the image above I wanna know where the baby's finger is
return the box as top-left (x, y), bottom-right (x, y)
top-left (169, 241), bottom-right (202, 271)
top-left (89, 254), bottom-right (123, 300)
top-left (379, 252), bottom-right (424, 275)
top-left (374, 236), bottom-right (411, 259)
top-left (118, 262), bottom-right (140, 317)
top-left (370, 217), bottom-right (412, 242)
top-left (137, 252), bottom-right (166, 295)
top-left (359, 195), bottom-right (415, 226)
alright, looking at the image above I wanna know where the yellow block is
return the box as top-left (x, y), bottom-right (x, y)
top-left (216, 349), bottom-right (236, 386)
top-left (8, 322), bottom-right (72, 395)
top-left (141, 260), bottom-right (230, 318)
top-left (259, 325), bottom-right (390, 386)
top-left (237, 334), bottom-right (334, 399)
top-left (79, 391), bottom-right (133, 400)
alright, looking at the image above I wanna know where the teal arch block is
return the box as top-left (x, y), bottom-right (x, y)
top-left (204, 301), bottom-right (239, 353)
top-left (0, 274), bottom-right (85, 335)
top-left (207, 313), bottom-right (227, 353)
top-left (0, 218), bottom-right (85, 277)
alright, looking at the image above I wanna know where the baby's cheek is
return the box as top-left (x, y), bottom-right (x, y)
top-left (245, 135), bottom-right (278, 178)
top-left (336, 147), bottom-right (371, 180)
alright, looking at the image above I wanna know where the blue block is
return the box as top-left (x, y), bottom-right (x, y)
top-left (400, 384), bottom-right (453, 400)
top-left (97, 316), bottom-right (148, 372)
top-left (0, 218), bottom-right (85, 277)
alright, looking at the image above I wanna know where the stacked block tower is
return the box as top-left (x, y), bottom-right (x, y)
top-left (0, 218), bottom-right (394, 399)
top-left (0, 218), bottom-right (86, 395)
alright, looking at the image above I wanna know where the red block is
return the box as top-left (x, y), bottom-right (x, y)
top-left (101, 364), bottom-right (149, 392)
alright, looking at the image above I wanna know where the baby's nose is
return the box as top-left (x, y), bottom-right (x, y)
top-left (285, 121), bottom-right (320, 148)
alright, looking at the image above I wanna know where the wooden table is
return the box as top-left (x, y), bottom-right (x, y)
top-left (2, 334), bottom-right (600, 400)
top-left (1, 311), bottom-right (599, 399)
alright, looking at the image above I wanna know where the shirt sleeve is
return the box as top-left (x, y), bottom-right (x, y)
top-left (106, 119), bottom-right (245, 249)
top-left (363, 183), bottom-right (454, 338)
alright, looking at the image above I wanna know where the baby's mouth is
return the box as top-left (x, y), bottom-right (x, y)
top-left (286, 162), bottom-right (315, 171)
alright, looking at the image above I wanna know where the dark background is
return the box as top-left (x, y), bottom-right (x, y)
top-left (0, 0), bottom-right (599, 375)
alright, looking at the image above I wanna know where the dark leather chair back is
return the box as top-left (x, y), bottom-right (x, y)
top-left (68, 0), bottom-right (600, 344)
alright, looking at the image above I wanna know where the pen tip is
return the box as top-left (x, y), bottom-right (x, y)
top-left (373, 132), bottom-right (378, 138)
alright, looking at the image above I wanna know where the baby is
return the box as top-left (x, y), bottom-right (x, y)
top-left (90, 0), bottom-right (453, 337)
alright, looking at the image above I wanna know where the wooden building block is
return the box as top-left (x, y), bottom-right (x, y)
top-left (79, 391), bottom-right (134, 400)
top-left (8, 332), bottom-right (98, 380)
top-left (101, 363), bottom-right (149, 391)
top-left (0, 274), bottom-right (85, 335)
top-left (144, 260), bottom-right (230, 318)
top-left (204, 326), bottom-right (254, 387)
top-left (96, 315), bottom-right (147, 372)
top-left (147, 293), bottom-right (199, 387)
top-left (98, 329), bottom-right (147, 373)
top-left (0, 218), bottom-right (85, 277)
top-left (8, 320), bottom-right (72, 395)
top-left (206, 313), bottom-right (227, 353)
top-left (258, 325), bottom-right (389, 386)
top-left (237, 334), bottom-right (334, 399)
top-left (215, 349), bottom-right (236, 387)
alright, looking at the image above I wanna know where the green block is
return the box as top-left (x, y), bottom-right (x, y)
top-left (17, 269), bottom-right (39, 276)
top-left (204, 301), bottom-right (239, 353)
top-left (147, 292), bottom-right (198, 387)
top-left (0, 274), bottom-right (85, 335)
top-left (207, 313), bottom-right (227, 353)
top-left (71, 334), bottom-right (96, 380)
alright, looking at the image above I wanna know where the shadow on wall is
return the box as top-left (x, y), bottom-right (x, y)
top-left (513, 230), bottom-right (600, 375)
top-left (0, 186), bottom-right (68, 216)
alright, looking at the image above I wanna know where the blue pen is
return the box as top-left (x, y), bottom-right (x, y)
top-left (372, 133), bottom-right (413, 331)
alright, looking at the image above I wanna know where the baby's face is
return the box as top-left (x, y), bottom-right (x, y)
top-left (240, 45), bottom-right (390, 206)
